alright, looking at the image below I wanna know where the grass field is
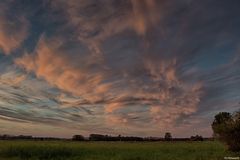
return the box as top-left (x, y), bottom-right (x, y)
top-left (0, 140), bottom-right (239, 160)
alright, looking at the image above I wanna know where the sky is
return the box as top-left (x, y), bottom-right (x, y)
top-left (0, 0), bottom-right (240, 138)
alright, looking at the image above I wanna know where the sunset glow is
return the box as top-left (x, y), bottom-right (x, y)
top-left (0, 0), bottom-right (239, 138)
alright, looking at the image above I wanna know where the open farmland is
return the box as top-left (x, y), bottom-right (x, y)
top-left (0, 140), bottom-right (239, 160)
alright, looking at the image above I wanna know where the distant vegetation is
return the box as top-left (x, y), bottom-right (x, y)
top-left (0, 133), bottom-right (210, 142)
top-left (212, 111), bottom-right (240, 151)
top-left (0, 135), bottom-right (64, 141)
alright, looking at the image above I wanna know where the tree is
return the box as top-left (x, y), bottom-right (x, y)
top-left (212, 112), bottom-right (232, 125)
top-left (212, 112), bottom-right (233, 138)
top-left (164, 132), bottom-right (172, 141)
top-left (89, 134), bottom-right (105, 141)
top-left (72, 135), bottom-right (85, 141)
top-left (212, 112), bottom-right (240, 151)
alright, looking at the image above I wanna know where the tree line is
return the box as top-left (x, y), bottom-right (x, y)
top-left (0, 133), bottom-right (207, 141)
top-left (1, 111), bottom-right (238, 152)
top-left (0, 135), bottom-right (65, 141)
top-left (71, 133), bottom-right (207, 141)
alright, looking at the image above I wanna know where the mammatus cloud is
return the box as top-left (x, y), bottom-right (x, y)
top-left (0, 2), bottom-right (29, 54)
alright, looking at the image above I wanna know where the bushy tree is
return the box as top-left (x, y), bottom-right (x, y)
top-left (72, 135), bottom-right (85, 141)
top-left (212, 112), bottom-right (240, 151)
top-left (164, 132), bottom-right (172, 141)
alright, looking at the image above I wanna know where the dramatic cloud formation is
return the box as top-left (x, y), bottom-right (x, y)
top-left (0, 0), bottom-right (240, 137)
top-left (0, 2), bottom-right (29, 54)
top-left (15, 36), bottom-right (110, 102)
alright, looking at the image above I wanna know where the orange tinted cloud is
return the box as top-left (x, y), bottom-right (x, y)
top-left (15, 36), bottom-right (111, 103)
top-left (15, 35), bottom-right (204, 130)
top-left (131, 0), bottom-right (160, 35)
top-left (149, 82), bottom-right (202, 128)
top-left (105, 102), bottom-right (124, 113)
top-left (0, 72), bottom-right (26, 87)
top-left (0, 3), bottom-right (28, 54)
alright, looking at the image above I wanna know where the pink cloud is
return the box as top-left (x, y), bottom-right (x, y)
top-left (105, 102), bottom-right (124, 114)
top-left (15, 36), bottom-right (111, 103)
top-left (0, 3), bottom-right (29, 54)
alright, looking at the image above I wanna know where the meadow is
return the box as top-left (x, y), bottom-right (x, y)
top-left (0, 140), bottom-right (239, 160)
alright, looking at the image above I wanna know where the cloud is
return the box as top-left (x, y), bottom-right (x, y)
top-left (131, 0), bottom-right (160, 35)
top-left (14, 34), bottom-right (205, 135)
top-left (0, 65), bottom-right (106, 135)
top-left (15, 36), bottom-right (112, 103)
top-left (1, 0), bottom-right (239, 137)
top-left (50, 0), bottom-right (162, 62)
top-left (105, 102), bottom-right (124, 114)
top-left (0, 2), bottom-right (29, 54)
top-left (54, 0), bottom-right (160, 37)
top-left (0, 70), bottom-right (26, 87)
top-left (15, 0), bottom-right (207, 131)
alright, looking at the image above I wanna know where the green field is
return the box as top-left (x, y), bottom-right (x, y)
top-left (0, 141), bottom-right (239, 160)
